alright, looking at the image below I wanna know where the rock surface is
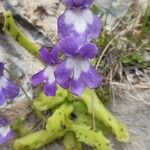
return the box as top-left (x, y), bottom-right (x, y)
top-left (0, 0), bottom-right (150, 150)
top-left (110, 82), bottom-right (150, 150)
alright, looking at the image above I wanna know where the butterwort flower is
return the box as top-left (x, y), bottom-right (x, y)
top-left (62, 0), bottom-right (94, 8)
top-left (55, 36), bottom-right (102, 96)
top-left (31, 47), bottom-right (60, 96)
top-left (58, 8), bottom-right (101, 40)
top-left (0, 116), bottom-right (14, 145)
top-left (0, 62), bottom-right (19, 105)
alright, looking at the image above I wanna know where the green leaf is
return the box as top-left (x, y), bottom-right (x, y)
top-left (12, 118), bottom-right (31, 138)
top-left (91, 5), bottom-right (99, 15)
top-left (63, 132), bottom-right (82, 150)
top-left (72, 124), bottom-right (111, 150)
top-left (122, 56), bottom-right (132, 64)
top-left (81, 89), bottom-right (130, 142)
top-left (33, 87), bottom-right (68, 111)
top-left (131, 52), bottom-right (144, 64)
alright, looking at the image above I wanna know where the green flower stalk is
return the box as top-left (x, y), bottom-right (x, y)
top-left (72, 124), bottom-right (111, 150)
top-left (81, 89), bottom-right (129, 142)
top-left (3, 11), bottom-right (40, 57)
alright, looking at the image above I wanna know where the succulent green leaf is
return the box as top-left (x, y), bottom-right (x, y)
top-left (33, 87), bottom-right (68, 111)
top-left (81, 89), bottom-right (129, 142)
top-left (14, 130), bottom-right (55, 150)
top-left (72, 124), bottom-right (111, 150)
top-left (63, 132), bottom-right (82, 150)
top-left (72, 101), bottom-right (108, 132)
top-left (46, 103), bottom-right (73, 136)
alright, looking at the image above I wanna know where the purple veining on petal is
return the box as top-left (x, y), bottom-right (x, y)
top-left (39, 47), bottom-right (59, 65)
top-left (31, 69), bottom-right (45, 86)
top-left (55, 61), bottom-right (72, 89)
top-left (62, 0), bottom-right (94, 8)
top-left (43, 81), bottom-right (56, 96)
top-left (79, 43), bottom-right (98, 59)
top-left (59, 36), bottom-right (79, 56)
top-left (0, 117), bottom-right (14, 145)
top-left (70, 76), bottom-right (85, 96)
top-left (58, 9), bottom-right (101, 40)
top-left (82, 66), bottom-right (102, 88)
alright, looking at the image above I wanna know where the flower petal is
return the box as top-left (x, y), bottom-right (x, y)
top-left (58, 9), bottom-right (101, 40)
top-left (59, 36), bottom-right (79, 56)
top-left (2, 78), bottom-right (19, 99)
top-left (0, 117), bottom-right (8, 126)
top-left (31, 69), bottom-right (45, 86)
top-left (79, 43), bottom-right (98, 59)
top-left (0, 91), bottom-right (5, 105)
top-left (85, 14), bottom-right (101, 40)
top-left (0, 130), bottom-right (14, 145)
top-left (70, 76), bottom-right (85, 96)
top-left (55, 61), bottom-right (71, 89)
top-left (0, 117), bottom-right (14, 145)
top-left (62, 0), bottom-right (94, 8)
top-left (39, 47), bottom-right (58, 65)
top-left (82, 66), bottom-right (102, 88)
top-left (43, 81), bottom-right (56, 96)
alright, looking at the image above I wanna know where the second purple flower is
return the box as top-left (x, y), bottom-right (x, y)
top-left (55, 36), bottom-right (102, 96)
top-left (31, 48), bottom-right (60, 96)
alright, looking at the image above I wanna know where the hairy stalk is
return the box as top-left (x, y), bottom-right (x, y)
top-left (81, 89), bottom-right (129, 142)
top-left (3, 11), bottom-right (40, 57)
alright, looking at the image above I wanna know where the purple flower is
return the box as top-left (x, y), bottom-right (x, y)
top-left (0, 62), bottom-right (19, 105)
top-left (58, 8), bottom-right (101, 40)
top-left (55, 36), bottom-right (102, 96)
top-left (31, 47), bottom-right (59, 96)
top-left (62, 0), bottom-right (94, 8)
top-left (0, 116), bottom-right (14, 145)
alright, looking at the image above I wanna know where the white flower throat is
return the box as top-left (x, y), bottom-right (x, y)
top-left (65, 9), bottom-right (93, 34)
top-left (0, 126), bottom-right (10, 137)
top-left (43, 66), bottom-right (55, 84)
top-left (0, 76), bottom-right (8, 90)
top-left (66, 57), bottom-right (90, 80)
